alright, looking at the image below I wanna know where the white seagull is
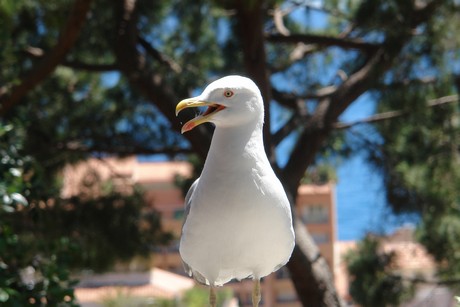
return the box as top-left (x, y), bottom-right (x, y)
top-left (176, 75), bottom-right (295, 307)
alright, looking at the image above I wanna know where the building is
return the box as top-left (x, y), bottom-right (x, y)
top-left (62, 157), bottom-right (337, 306)
top-left (296, 184), bottom-right (336, 270)
top-left (74, 267), bottom-right (195, 307)
top-left (334, 227), bottom-right (457, 307)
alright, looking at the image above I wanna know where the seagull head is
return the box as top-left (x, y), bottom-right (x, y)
top-left (176, 75), bottom-right (264, 133)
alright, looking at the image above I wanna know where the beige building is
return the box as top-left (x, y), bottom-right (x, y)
top-left (63, 157), bottom-right (337, 306)
top-left (334, 227), bottom-right (450, 306)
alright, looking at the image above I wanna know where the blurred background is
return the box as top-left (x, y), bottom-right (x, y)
top-left (0, 0), bottom-right (459, 306)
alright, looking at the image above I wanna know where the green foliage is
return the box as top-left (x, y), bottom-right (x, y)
top-left (0, 104), bottom-right (167, 303)
top-left (345, 236), bottom-right (413, 306)
top-left (364, 1), bottom-right (460, 277)
top-left (182, 287), bottom-right (232, 307)
top-left (301, 163), bottom-right (337, 185)
top-left (5, 189), bottom-right (164, 272)
top-left (181, 287), bottom-right (210, 307)
top-left (100, 289), bottom-right (157, 307)
top-left (0, 121), bottom-right (78, 306)
top-left (98, 287), bottom-right (232, 307)
top-left (370, 74), bottom-right (460, 279)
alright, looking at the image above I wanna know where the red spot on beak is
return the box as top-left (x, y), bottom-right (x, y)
top-left (181, 121), bottom-right (196, 134)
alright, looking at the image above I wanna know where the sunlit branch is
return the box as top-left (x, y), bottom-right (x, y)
top-left (280, 0), bottom-right (349, 19)
top-left (333, 95), bottom-right (459, 129)
top-left (267, 33), bottom-right (380, 52)
top-left (272, 86), bottom-right (336, 110)
top-left (269, 43), bottom-right (319, 73)
top-left (272, 6), bottom-right (290, 36)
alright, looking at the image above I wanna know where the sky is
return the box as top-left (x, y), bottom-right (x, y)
top-left (336, 94), bottom-right (418, 240)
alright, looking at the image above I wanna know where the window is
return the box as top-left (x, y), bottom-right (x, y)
top-left (277, 291), bottom-right (298, 303)
top-left (312, 232), bottom-right (329, 244)
top-left (275, 266), bottom-right (291, 279)
top-left (300, 204), bottom-right (329, 224)
top-left (173, 209), bottom-right (185, 220)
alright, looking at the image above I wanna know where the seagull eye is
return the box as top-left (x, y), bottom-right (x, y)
top-left (223, 90), bottom-right (234, 98)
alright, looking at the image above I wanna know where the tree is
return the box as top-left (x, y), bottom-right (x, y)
top-left (345, 236), bottom-right (414, 307)
top-left (0, 122), bottom-right (79, 306)
top-left (1, 0), bottom-right (459, 306)
top-left (369, 77), bottom-right (460, 283)
top-left (0, 120), bottom-right (166, 305)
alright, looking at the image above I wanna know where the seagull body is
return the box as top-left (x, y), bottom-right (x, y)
top-left (176, 76), bottom-right (295, 306)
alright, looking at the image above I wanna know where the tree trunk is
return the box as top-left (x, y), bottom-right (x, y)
top-left (285, 187), bottom-right (344, 307)
top-left (234, 2), bottom-right (344, 306)
top-left (235, 0), bottom-right (274, 161)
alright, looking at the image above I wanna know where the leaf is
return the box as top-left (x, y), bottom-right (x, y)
top-left (0, 124), bottom-right (13, 137)
top-left (2, 195), bottom-right (11, 205)
top-left (8, 168), bottom-right (21, 177)
top-left (10, 193), bottom-right (28, 206)
top-left (0, 288), bottom-right (9, 302)
top-left (1, 205), bottom-right (15, 213)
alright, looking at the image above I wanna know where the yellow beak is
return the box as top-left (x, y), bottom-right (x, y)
top-left (175, 97), bottom-right (210, 116)
top-left (175, 97), bottom-right (225, 134)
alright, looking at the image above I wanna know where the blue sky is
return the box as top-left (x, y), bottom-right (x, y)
top-left (336, 94), bottom-right (418, 240)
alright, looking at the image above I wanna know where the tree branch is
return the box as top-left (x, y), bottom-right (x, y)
top-left (287, 217), bottom-right (345, 307)
top-left (374, 76), bottom-right (437, 90)
top-left (272, 5), bottom-right (290, 36)
top-left (114, 0), bottom-right (211, 160)
top-left (402, 275), bottom-right (460, 286)
top-left (266, 33), bottom-right (380, 52)
top-left (270, 0), bottom-right (349, 21)
top-left (137, 36), bottom-right (182, 73)
top-left (281, 48), bottom-right (385, 189)
top-left (272, 86), bottom-right (337, 110)
top-left (280, 0), bottom-right (444, 189)
top-left (0, 0), bottom-right (93, 116)
top-left (23, 46), bottom-right (119, 72)
top-left (64, 61), bottom-right (118, 72)
top-left (333, 94), bottom-right (459, 129)
top-left (235, 0), bottom-right (274, 160)
top-left (272, 114), bottom-right (303, 146)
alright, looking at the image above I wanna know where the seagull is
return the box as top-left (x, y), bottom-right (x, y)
top-left (175, 75), bottom-right (295, 307)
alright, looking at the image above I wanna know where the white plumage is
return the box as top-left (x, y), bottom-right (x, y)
top-left (175, 75), bottom-right (295, 307)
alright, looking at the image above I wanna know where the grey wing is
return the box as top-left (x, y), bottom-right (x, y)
top-left (180, 178), bottom-right (209, 285)
top-left (182, 178), bottom-right (199, 228)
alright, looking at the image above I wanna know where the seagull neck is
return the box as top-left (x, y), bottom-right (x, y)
top-left (206, 121), bottom-right (266, 166)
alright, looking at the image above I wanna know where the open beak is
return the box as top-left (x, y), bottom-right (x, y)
top-left (175, 97), bottom-right (226, 134)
